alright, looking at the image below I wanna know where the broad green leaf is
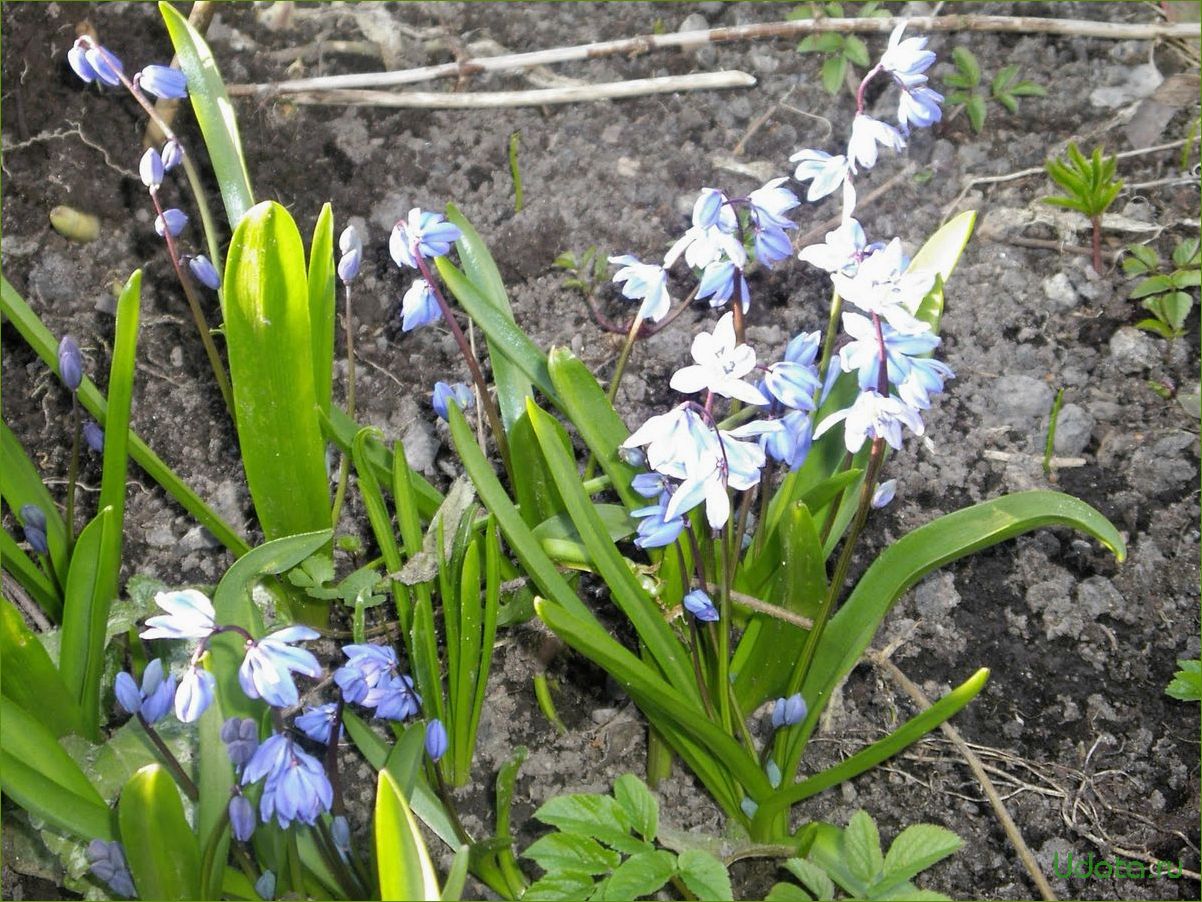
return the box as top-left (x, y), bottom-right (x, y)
top-left (1172, 237), bottom-right (1200, 268)
top-left (0, 529), bottom-right (58, 616)
top-left (1162, 292), bottom-right (1194, 332)
top-left (523, 833), bottom-right (621, 876)
top-left (879, 824), bottom-right (962, 888)
top-left (441, 845), bottom-right (471, 901)
top-left (1171, 268), bottom-right (1201, 289)
top-left (0, 598), bottom-right (84, 737)
top-left (376, 769), bottom-right (441, 901)
top-left (843, 35), bottom-right (870, 67)
top-left (1135, 317), bottom-right (1175, 338)
top-left (994, 92), bottom-right (1018, 114)
top-left (676, 849), bottom-right (733, 901)
top-left (821, 55), bottom-right (847, 95)
top-left (523, 870), bottom-right (596, 901)
top-left (160, 2), bottom-right (254, 226)
top-left (783, 856), bottom-right (836, 900)
top-left (807, 822), bottom-right (869, 897)
top-left (910, 211), bottom-right (977, 343)
top-left (613, 773), bottom-right (659, 842)
top-left (951, 47), bottom-right (980, 86)
top-left (0, 697), bottom-right (112, 841)
top-left (1166, 659), bottom-right (1202, 701)
top-left (224, 201), bottom-right (331, 546)
top-left (0, 421), bottom-right (68, 590)
top-left (991, 64), bottom-right (1019, 94)
top-left (308, 203), bottom-right (336, 416)
top-left (602, 850), bottom-right (676, 900)
top-left (118, 764), bottom-right (200, 900)
top-left (0, 276), bottom-right (249, 556)
top-left (842, 811), bottom-right (884, 885)
top-left (532, 793), bottom-right (646, 856)
top-left (1123, 244), bottom-right (1159, 274)
top-left (445, 204), bottom-right (534, 431)
top-left (1129, 274), bottom-right (1175, 299)
top-left (797, 33), bottom-right (843, 54)
top-left (766, 881), bottom-right (814, 901)
top-left (534, 505), bottom-right (635, 547)
top-left (57, 507), bottom-right (112, 739)
top-left (509, 411), bottom-right (568, 527)
top-left (964, 94), bottom-right (987, 133)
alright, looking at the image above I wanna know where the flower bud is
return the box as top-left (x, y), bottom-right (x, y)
top-left (424, 718), bottom-right (448, 762)
top-left (431, 382), bottom-right (473, 422)
top-left (683, 588), bottom-right (719, 622)
top-left (871, 479), bottom-right (897, 509)
top-left (229, 793), bottom-right (256, 842)
top-left (331, 815), bottom-right (351, 853)
top-left (161, 139), bottom-right (184, 171)
top-left (57, 335), bottom-right (83, 391)
top-left (84, 44), bottom-right (124, 87)
top-left (67, 42), bottom-right (98, 84)
top-left (19, 504), bottom-right (47, 532)
top-left (338, 225), bottom-right (363, 283)
top-left (188, 255), bottom-right (221, 290)
top-left (23, 525), bottom-right (49, 556)
top-left (138, 64), bottom-right (188, 100)
top-left (771, 692), bottom-right (807, 728)
top-left (140, 147), bottom-right (164, 190)
top-left (83, 419), bottom-right (105, 453)
top-left (154, 208), bottom-right (188, 238)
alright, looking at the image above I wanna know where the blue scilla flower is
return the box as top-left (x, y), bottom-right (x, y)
top-left (747, 178), bottom-right (799, 230)
top-left (86, 840), bottom-right (135, 898)
top-left (400, 278), bottom-right (440, 332)
top-left (229, 792), bottom-right (256, 842)
top-left (760, 409), bottom-right (813, 471)
top-left (847, 115), bottom-right (905, 173)
top-left (815, 389), bottom-right (924, 454)
top-left (879, 23), bottom-right (936, 88)
top-left (19, 504), bottom-right (49, 555)
top-left (188, 255), bottom-right (221, 290)
top-left (798, 219), bottom-right (872, 277)
top-left (142, 589), bottom-right (216, 640)
top-left (115, 658), bottom-right (175, 724)
top-left (69, 39), bottom-right (124, 87)
top-left (432, 381), bottom-right (473, 421)
top-left (154, 208), bottom-right (188, 238)
top-left (295, 702), bottom-right (343, 745)
top-left (838, 312), bottom-right (940, 392)
top-left (753, 225), bottom-right (794, 269)
top-left (631, 471), bottom-right (670, 499)
top-left (389, 208), bottom-right (461, 269)
top-left (683, 589), bottom-right (719, 622)
top-left (239, 626), bottom-right (321, 708)
top-left (871, 479), bottom-right (897, 509)
top-left (137, 64), bottom-right (188, 100)
top-left (609, 255), bottom-right (671, 323)
top-left (242, 732), bottom-right (334, 829)
top-left (670, 312), bottom-right (767, 406)
top-left (762, 361), bottom-right (821, 412)
top-left (631, 497), bottom-right (685, 549)
top-left (83, 419), bottom-right (105, 453)
top-left (695, 259), bottom-right (751, 311)
top-left (692, 188), bottom-right (736, 233)
top-left (221, 717), bottom-right (259, 770)
top-left (366, 673), bottom-right (422, 721)
top-left (786, 329), bottom-right (822, 368)
top-left (58, 335), bottom-right (83, 392)
top-left (161, 139), bottom-right (184, 171)
top-left (425, 718), bottom-right (448, 761)
top-left (789, 149), bottom-right (849, 202)
top-left (898, 357), bottom-right (955, 410)
top-left (771, 693), bottom-right (807, 728)
top-left (175, 664), bottom-right (216, 723)
top-left (623, 403), bottom-right (716, 482)
top-left (832, 238), bottom-right (934, 335)
top-left (140, 147), bottom-right (164, 190)
top-left (335, 643), bottom-right (398, 703)
top-left (898, 84), bottom-right (944, 132)
top-left (338, 225), bottom-right (363, 284)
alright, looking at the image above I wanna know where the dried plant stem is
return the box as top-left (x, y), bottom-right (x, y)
top-left (229, 16), bottom-right (1198, 97)
top-left (276, 71), bottom-right (756, 108)
top-left (868, 651), bottom-right (1059, 902)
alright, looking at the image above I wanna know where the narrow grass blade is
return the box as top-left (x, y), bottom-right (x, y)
top-left (308, 203), bottom-right (336, 416)
top-left (57, 506), bottom-right (112, 739)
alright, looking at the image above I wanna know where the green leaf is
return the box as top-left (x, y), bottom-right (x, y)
top-left (843, 35), bottom-right (870, 67)
top-left (991, 64), bottom-right (1019, 94)
top-left (1166, 659), bottom-right (1202, 701)
top-left (602, 850), bottom-right (677, 900)
top-left (160, 2), bottom-right (254, 225)
top-left (224, 201), bottom-right (331, 544)
top-left (613, 773), bottom-right (659, 842)
top-left (445, 204), bottom-right (534, 432)
top-left (1172, 237), bottom-right (1200, 268)
top-left (1161, 292), bottom-right (1194, 332)
top-left (798, 33), bottom-right (844, 54)
top-left (0, 697), bottom-right (113, 841)
top-left (0, 421), bottom-right (68, 592)
top-left (118, 764), bottom-right (200, 900)
top-left (951, 47), bottom-right (980, 86)
top-left (523, 833), bottom-right (621, 876)
top-left (783, 857), bottom-right (836, 900)
top-left (879, 824), bottom-right (962, 888)
top-left (1129, 274), bottom-right (1175, 299)
top-left (375, 769), bottom-right (441, 901)
top-left (844, 811), bottom-right (885, 884)
top-left (767, 882), bottom-right (814, 901)
top-left (964, 94), bottom-right (987, 133)
top-left (57, 507), bottom-right (113, 739)
top-left (1135, 317), bottom-right (1175, 338)
top-left (1009, 81), bottom-right (1046, 98)
top-left (1170, 268), bottom-right (1201, 289)
top-left (441, 845), bottom-right (471, 901)
top-left (308, 203), bottom-right (336, 416)
top-left (676, 849), bottom-right (733, 901)
top-left (0, 598), bottom-right (84, 737)
top-left (533, 792), bottom-right (646, 856)
top-left (523, 871), bottom-right (596, 901)
top-left (993, 92), bottom-right (1018, 115)
top-left (1123, 244), bottom-right (1160, 274)
top-left (821, 55), bottom-right (847, 95)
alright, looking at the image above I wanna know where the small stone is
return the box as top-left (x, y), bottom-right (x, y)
top-left (1108, 326), bottom-right (1157, 374)
top-left (401, 420), bottom-right (440, 474)
top-left (1089, 63), bottom-right (1163, 108)
top-left (748, 50), bottom-right (779, 74)
top-left (145, 524), bottom-right (175, 548)
top-left (590, 707), bottom-right (619, 725)
top-left (179, 525), bottom-right (221, 552)
top-left (677, 12), bottom-right (708, 33)
top-left (914, 572), bottom-right (960, 619)
top-left (1076, 576), bottom-right (1123, 620)
top-left (991, 375), bottom-right (1054, 424)
top-left (1041, 272), bottom-right (1077, 313)
top-left (1051, 403), bottom-right (1095, 455)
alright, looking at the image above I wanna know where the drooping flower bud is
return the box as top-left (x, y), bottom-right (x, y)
top-left (154, 208), bottom-right (188, 238)
top-left (161, 139), bottom-right (184, 171)
top-left (683, 588), bottom-right (719, 622)
top-left (140, 147), bottom-right (164, 190)
top-left (19, 504), bottom-right (47, 532)
top-left (424, 718), bottom-right (448, 762)
top-left (137, 64), bottom-right (188, 99)
top-left (57, 335), bottom-right (83, 391)
top-left (83, 419), bottom-right (105, 453)
top-left (338, 225), bottom-right (363, 284)
top-left (188, 255), bottom-right (221, 290)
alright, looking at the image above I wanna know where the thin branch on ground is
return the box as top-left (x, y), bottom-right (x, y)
top-left (227, 16), bottom-right (1199, 97)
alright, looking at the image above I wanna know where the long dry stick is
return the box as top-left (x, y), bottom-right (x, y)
top-left (227, 16), bottom-right (1198, 97)
top-left (277, 71), bottom-right (756, 108)
top-left (868, 650), bottom-right (1059, 902)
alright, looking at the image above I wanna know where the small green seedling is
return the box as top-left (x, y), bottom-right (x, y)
top-left (942, 47), bottom-right (1045, 134)
top-left (1123, 237), bottom-right (1201, 339)
top-left (791, 2), bottom-right (889, 96)
top-left (767, 810), bottom-right (962, 901)
top-left (521, 774), bottom-right (734, 901)
top-left (1043, 142), bottom-right (1123, 274)
top-left (1166, 659), bottom-right (1202, 702)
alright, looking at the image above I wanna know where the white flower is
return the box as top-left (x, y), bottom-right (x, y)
top-left (814, 390), bottom-right (925, 453)
top-left (789, 149), bottom-right (850, 202)
top-left (669, 313), bottom-right (768, 405)
top-left (880, 23), bottom-right (936, 87)
top-left (847, 115), bottom-right (905, 173)
top-left (609, 255), bottom-right (671, 322)
top-left (831, 239), bottom-right (934, 334)
top-left (798, 219), bottom-right (869, 275)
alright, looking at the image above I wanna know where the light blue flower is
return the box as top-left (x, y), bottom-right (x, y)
top-left (188, 255), bottom-right (221, 290)
top-left (154, 208), bottom-right (188, 238)
top-left (609, 255), bottom-right (671, 323)
top-left (400, 278), bottom-right (440, 332)
top-left (683, 589), bottom-right (719, 622)
top-left (898, 357), bottom-right (955, 410)
top-left (747, 178), bottom-right (799, 230)
top-left (898, 85), bottom-right (944, 132)
top-left (141, 589), bottom-right (216, 640)
top-left (139, 148), bottom-right (163, 190)
top-left (871, 479), bottom-right (897, 509)
top-left (798, 219), bottom-right (871, 276)
top-left (789, 149), bottom-right (849, 201)
top-left (879, 23), bottom-right (936, 87)
top-left (771, 693), bottom-right (807, 727)
top-left (695, 259), bottom-right (751, 311)
top-left (785, 330), bottom-right (822, 368)
top-left (631, 498), bottom-right (685, 549)
top-left (69, 39), bottom-right (124, 87)
top-left (814, 390), bottom-right (925, 453)
top-left (161, 139), bottom-right (183, 171)
top-left (115, 658), bottom-right (175, 724)
top-left (295, 702), bottom-right (342, 745)
top-left (58, 335), bottom-right (83, 392)
top-left (366, 673), bottom-right (422, 721)
top-left (338, 225), bottom-right (363, 284)
top-left (631, 472), bottom-right (669, 499)
top-left (837, 311), bottom-right (940, 392)
top-left (425, 718), bottom-right (448, 761)
top-left (86, 840), bottom-right (135, 898)
top-left (83, 420), bottom-right (105, 453)
top-left (221, 717), bottom-right (259, 769)
top-left (847, 115), bottom-right (905, 173)
top-left (692, 188), bottom-right (736, 232)
top-left (229, 793), bottom-right (256, 842)
top-left (753, 225), bottom-right (794, 269)
top-left (762, 361), bottom-right (821, 411)
top-left (20, 505), bottom-right (49, 555)
top-left (138, 64), bottom-right (188, 99)
top-left (831, 239), bottom-right (934, 334)
top-left (335, 643), bottom-right (397, 703)
top-left (623, 404), bottom-right (715, 482)
top-left (760, 409), bottom-right (813, 471)
top-left (243, 733), bottom-right (334, 829)
top-left (175, 665), bottom-right (216, 723)
top-left (432, 381), bottom-right (473, 421)
top-left (389, 208), bottom-right (461, 269)
top-left (238, 626), bottom-right (321, 708)
top-left (670, 313), bottom-right (767, 405)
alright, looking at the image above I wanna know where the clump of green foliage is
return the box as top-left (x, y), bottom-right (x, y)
top-left (942, 47), bottom-right (1045, 134)
top-left (1123, 237), bottom-right (1200, 339)
top-left (790, 2), bottom-right (890, 95)
top-left (1043, 142), bottom-right (1123, 274)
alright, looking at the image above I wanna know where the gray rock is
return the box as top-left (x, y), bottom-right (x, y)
top-left (1041, 272), bottom-right (1077, 312)
top-left (1128, 430), bottom-right (1198, 495)
top-left (914, 572), bottom-right (960, 620)
top-left (1076, 576), bottom-right (1123, 620)
top-left (145, 524), bottom-right (176, 548)
top-left (1089, 63), bottom-right (1163, 108)
top-left (1108, 326), bottom-right (1157, 374)
top-left (677, 12), bottom-right (708, 33)
top-left (179, 525), bottom-right (221, 553)
top-left (401, 419), bottom-right (441, 474)
top-left (748, 50), bottom-right (780, 74)
top-left (992, 375), bottom-right (1054, 424)
top-left (1051, 403), bottom-right (1095, 455)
